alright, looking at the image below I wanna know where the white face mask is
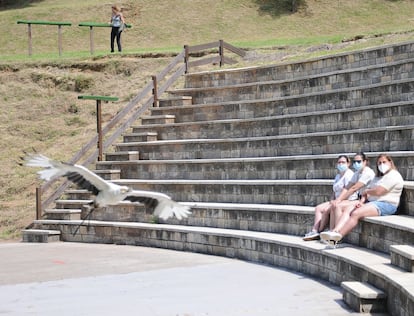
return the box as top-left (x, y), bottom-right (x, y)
top-left (353, 162), bottom-right (363, 171)
top-left (378, 164), bottom-right (390, 174)
top-left (336, 164), bottom-right (348, 173)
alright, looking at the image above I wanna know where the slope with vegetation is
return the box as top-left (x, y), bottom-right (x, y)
top-left (1, 0), bottom-right (414, 240)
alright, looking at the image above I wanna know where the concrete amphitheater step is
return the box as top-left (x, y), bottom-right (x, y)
top-left (114, 125), bottom-right (414, 160)
top-left (170, 59), bottom-right (414, 104)
top-left (183, 41), bottom-right (414, 88)
top-left (29, 218), bottom-right (414, 316)
top-left (156, 79), bottom-right (414, 122)
top-left (96, 151), bottom-right (414, 182)
top-left (135, 101), bottom-right (414, 140)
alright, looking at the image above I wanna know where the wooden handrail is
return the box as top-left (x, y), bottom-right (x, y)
top-left (78, 22), bottom-right (132, 28)
top-left (17, 20), bottom-right (72, 56)
top-left (35, 40), bottom-right (245, 216)
top-left (17, 20), bottom-right (72, 26)
top-left (78, 95), bottom-right (119, 161)
top-left (79, 22), bottom-right (132, 54)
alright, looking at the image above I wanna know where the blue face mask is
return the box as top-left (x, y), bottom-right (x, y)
top-left (337, 164), bottom-right (348, 173)
top-left (353, 162), bottom-right (363, 171)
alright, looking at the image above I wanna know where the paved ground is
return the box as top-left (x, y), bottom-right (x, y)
top-left (0, 242), bottom-right (360, 315)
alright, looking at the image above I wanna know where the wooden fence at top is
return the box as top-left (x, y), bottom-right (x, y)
top-left (33, 40), bottom-right (246, 220)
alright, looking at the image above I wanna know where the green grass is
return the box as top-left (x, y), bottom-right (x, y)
top-left (1, 0), bottom-right (414, 240)
top-left (3, 0), bottom-right (414, 59)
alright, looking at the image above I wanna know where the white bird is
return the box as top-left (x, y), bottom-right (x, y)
top-left (23, 153), bottom-right (191, 220)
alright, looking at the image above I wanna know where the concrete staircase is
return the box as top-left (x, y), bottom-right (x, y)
top-left (23, 40), bottom-right (414, 315)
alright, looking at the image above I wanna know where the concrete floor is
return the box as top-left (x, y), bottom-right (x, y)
top-left (0, 242), bottom-right (362, 315)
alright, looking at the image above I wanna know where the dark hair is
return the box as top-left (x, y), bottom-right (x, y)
top-left (337, 155), bottom-right (350, 163)
top-left (354, 152), bottom-right (367, 161)
top-left (353, 152), bottom-right (370, 166)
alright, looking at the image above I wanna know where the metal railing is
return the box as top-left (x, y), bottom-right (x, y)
top-left (34, 40), bottom-right (246, 219)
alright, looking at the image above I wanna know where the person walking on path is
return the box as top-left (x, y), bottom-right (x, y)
top-left (110, 5), bottom-right (125, 53)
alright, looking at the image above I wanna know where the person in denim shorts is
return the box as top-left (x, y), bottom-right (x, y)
top-left (321, 153), bottom-right (404, 244)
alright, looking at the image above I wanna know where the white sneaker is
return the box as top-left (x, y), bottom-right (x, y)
top-left (329, 231), bottom-right (343, 242)
top-left (320, 231), bottom-right (331, 243)
top-left (303, 230), bottom-right (320, 241)
top-left (320, 231), bottom-right (343, 247)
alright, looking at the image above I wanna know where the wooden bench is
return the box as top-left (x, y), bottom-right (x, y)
top-left (341, 281), bottom-right (387, 313)
top-left (390, 245), bottom-right (414, 272)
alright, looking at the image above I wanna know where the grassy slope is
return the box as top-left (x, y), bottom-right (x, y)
top-left (2, 0), bottom-right (414, 58)
top-left (1, 0), bottom-right (414, 240)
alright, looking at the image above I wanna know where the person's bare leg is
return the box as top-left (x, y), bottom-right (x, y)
top-left (333, 201), bottom-right (359, 232)
top-left (337, 204), bottom-right (379, 237)
top-left (318, 204), bottom-right (332, 232)
top-left (312, 201), bottom-right (330, 232)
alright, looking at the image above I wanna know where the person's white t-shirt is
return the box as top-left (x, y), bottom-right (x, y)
top-left (367, 169), bottom-right (404, 206)
top-left (348, 166), bottom-right (376, 196)
top-left (333, 168), bottom-right (357, 200)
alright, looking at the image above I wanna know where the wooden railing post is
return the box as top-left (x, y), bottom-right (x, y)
top-left (36, 187), bottom-right (42, 220)
top-left (152, 75), bottom-right (158, 107)
top-left (96, 99), bottom-right (103, 160)
top-left (78, 95), bottom-right (119, 161)
top-left (28, 23), bottom-right (32, 56)
top-left (184, 45), bottom-right (189, 73)
top-left (78, 22), bottom-right (132, 55)
top-left (89, 26), bottom-right (94, 55)
top-left (58, 25), bottom-right (63, 56)
top-left (219, 39), bottom-right (224, 67)
top-left (17, 20), bottom-right (72, 56)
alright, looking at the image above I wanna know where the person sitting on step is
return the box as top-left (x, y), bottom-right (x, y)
top-left (325, 152), bottom-right (376, 235)
top-left (303, 155), bottom-right (357, 241)
top-left (321, 153), bottom-right (404, 245)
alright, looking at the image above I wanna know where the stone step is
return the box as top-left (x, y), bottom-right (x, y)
top-left (55, 199), bottom-right (94, 209)
top-left (114, 178), bottom-right (334, 205)
top-left (170, 72), bottom-right (414, 104)
top-left (93, 169), bottom-right (120, 181)
top-left (21, 229), bottom-right (61, 243)
top-left (114, 125), bottom-right (414, 160)
top-left (83, 202), bottom-right (315, 236)
top-left (158, 96), bottom-right (192, 107)
top-left (64, 189), bottom-right (91, 200)
top-left (30, 218), bottom-right (414, 316)
top-left (93, 196), bottom-right (414, 254)
top-left (157, 78), bottom-right (414, 122)
top-left (136, 101), bottom-right (414, 139)
top-left (390, 245), bottom-right (414, 272)
top-left (44, 208), bottom-right (82, 220)
top-left (184, 41), bottom-right (414, 88)
top-left (94, 151), bottom-right (414, 182)
top-left (341, 281), bottom-right (387, 313)
top-left (122, 132), bottom-right (157, 143)
top-left (141, 115), bottom-right (175, 125)
top-left (104, 151), bottom-right (140, 161)
top-left (110, 179), bottom-right (414, 217)
top-left (175, 58), bottom-right (414, 101)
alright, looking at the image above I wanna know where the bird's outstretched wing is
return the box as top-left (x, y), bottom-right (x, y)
top-left (23, 153), bottom-right (114, 195)
top-left (23, 153), bottom-right (192, 220)
top-left (124, 190), bottom-right (192, 220)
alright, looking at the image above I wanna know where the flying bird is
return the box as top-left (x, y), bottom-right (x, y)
top-left (23, 153), bottom-right (191, 220)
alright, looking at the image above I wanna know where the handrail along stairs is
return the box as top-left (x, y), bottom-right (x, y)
top-left (33, 40), bottom-right (246, 221)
